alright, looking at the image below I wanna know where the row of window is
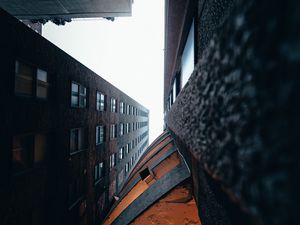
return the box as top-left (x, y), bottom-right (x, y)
top-left (70, 122), bottom-right (147, 154)
top-left (97, 139), bottom-right (148, 189)
top-left (118, 132), bottom-right (147, 162)
top-left (119, 121), bottom-right (148, 137)
top-left (13, 60), bottom-right (147, 117)
top-left (166, 20), bottom-right (195, 112)
top-left (95, 135), bottom-right (148, 184)
top-left (71, 82), bottom-right (148, 117)
top-left (124, 140), bottom-right (148, 176)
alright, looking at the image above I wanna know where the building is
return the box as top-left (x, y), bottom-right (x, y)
top-left (21, 20), bottom-right (42, 34)
top-left (102, 131), bottom-right (201, 225)
top-left (0, 8), bottom-right (149, 225)
top-left (0, 0), bottom-right (133, 25)
top-left (164, 1), bottom-right (299, 225)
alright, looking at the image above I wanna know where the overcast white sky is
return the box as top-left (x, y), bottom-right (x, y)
top-left (42, 0), bottom-right (165, 143)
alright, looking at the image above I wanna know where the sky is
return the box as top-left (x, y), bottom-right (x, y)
top-left (42, 0), bottom-right (165, 143)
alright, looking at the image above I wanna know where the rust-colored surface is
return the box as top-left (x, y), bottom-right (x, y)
top-left (103, 151), bottom-right (182, 225)
top-left (103, 131), bottom-right (186, 225)
top-left (152, 152), bottom-right (181, 179)
top-left (103, 180), bottom-right (148, 225)
top-left (133, 135), bottom-right (172, 172)
top-left (119, 140), bottom-right (174, 197)
top-left (130, 184), bottom-right (201, 225)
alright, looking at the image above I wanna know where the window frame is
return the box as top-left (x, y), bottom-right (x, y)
top-left (110, 97), bottom-right (117, 113)
top-left (15, 60), bottom-right (50, 99)
top-left (96, 91), bottom-right (105, 111)
top-left (71, 81), bottom-right (87, 108)
top-left (70, 128), bottom-right (87, 155)
top-left (96, 125), bottom-right (105, 145)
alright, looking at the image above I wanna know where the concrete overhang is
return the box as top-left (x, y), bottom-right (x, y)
top-left (0, 0), bottom-right (132, 20)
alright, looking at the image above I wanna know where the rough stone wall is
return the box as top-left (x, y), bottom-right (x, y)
top-left (166, 0), bottom-right (300, 225)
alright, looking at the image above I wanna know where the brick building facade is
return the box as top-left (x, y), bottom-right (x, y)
top-left (0, 9), bottom-right (148, 225)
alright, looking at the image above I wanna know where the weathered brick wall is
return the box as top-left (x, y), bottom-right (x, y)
top-left (166, 0), bottom-right (300, 225)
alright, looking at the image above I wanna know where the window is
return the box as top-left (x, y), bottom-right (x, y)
top-left (173, 79), bottom-right (177, 103)
top-left (68, 178), bottom-right (84, 206)
top-left (15, 61), bottom-right (34, 96)
top-left (15, 60), bottom-right (49, 99)
top-left (119, 147), bottom-right (124, 160)
top-left (118, 169), bottom-right (124, 186)
top-left (125, 163), bottom-right (129, 174)
top-left (124, 103), bottom-right (127, 114)
top-left (120, 123), bottom-right (124, 136)
top-left (110, 97), bottom-right (117, 112)
top-left (127, 104), bottom-right (130, 115)
top-left (120, 102), bottom-right (124, 114)
top-left (132, 122), bottom-right (135, 131)
top-left (34, 134), bottom-right (47, 163)
top-left (12, 135), bottom-right (33, 173)
top-left (109, 153), bottom-right (116, 169)
top-left (110, 124), bottom-right (117, 139)
top-left (36, 69), bottom-right (49, 99)
top-left (127, 143), bottom-right (130, 153)
top-left (70, 128), bottom-right (86, 154)
top-left (71, 82), bottom-right (87, 108)
top-left (181, 20), bottom-right (195, 88)
top-left (130, 157), bottom-right (134, 166)
top-left (12, 133), bottom-right (47, 173)
top-left (96, 91), bottom-right (105, 111)
top-left (126, 123), bottom-right (130, 133)
top-left (140, 167), bottom-right (151, 180)
top-left (125, 145), bottom-right (129, 155)
top-left (95, 162), bottom-right (104, 182)
top-left (96, 125), bottom-right (104, 145)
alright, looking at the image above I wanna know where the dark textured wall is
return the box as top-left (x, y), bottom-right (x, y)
top-left (165, 0), bottom-right (300, 225)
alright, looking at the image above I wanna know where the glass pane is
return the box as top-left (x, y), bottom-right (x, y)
top-left (72, 83), bottom-right (78, 93)
top-left (16, 60), bottom-right (34, 78)
top-left (181, 20), bottom-right (195, 88)
top-left (95, 165), bottom-right (98, 181)
top-left (12, 135), bottom-right (32, 173)
top-left (37, 86), bottom-right (48, 99)
top-left (100, 101), bottom-right (104, 111)
top-left (78, 128), bottom-right (85, 150)
top-left (80, 86), bottom-right (86, 95)
top-left (79, 96), bottom-right (86, 107)
top-left (96, 127), bottom-right (99, 144)
top-left (70, 129), bottom-right (78, 152)
top-left (100, 127), bottom-right (104, 142)
top-left (15, 76), bottom-right (33, 95)
top-left (71, 96), bottom-right (78, 107)
top-left (34, 134), bottom-right (46, 163)
top-left (37, 69), bottom-right (47, 82)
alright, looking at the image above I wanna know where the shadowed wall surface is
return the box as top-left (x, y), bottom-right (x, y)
top-left (165, 0), bottom-right (300, 225)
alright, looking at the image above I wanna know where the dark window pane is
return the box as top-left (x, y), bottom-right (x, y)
top-left (12, 135), bottom-right (33, 173)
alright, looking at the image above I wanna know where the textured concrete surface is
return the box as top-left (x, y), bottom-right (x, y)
top-left (166, 0), bottom-right (300, 225)
top-left (130, 183), bottom-right (201, 225)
